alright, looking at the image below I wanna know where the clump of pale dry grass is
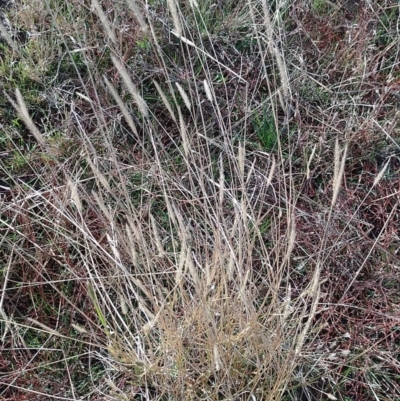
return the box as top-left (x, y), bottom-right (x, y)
top-left (0, 1), bottom-right (316, 399)
top-left (1, 1), bottom-right (399, 400)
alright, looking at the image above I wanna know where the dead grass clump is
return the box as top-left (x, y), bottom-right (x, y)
top-left (1, 0), bottom-right (400, 400)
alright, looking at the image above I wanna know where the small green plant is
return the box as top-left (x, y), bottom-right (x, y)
top-left (252, 109), bottom-right (278, 152)
top-left (10, 150), bottom-right (29, 171)
top-left (312, 0), bottom-right (331, 15)
top-left (259, 218), bottom-right (271, 236)
top-left (214, 73), bottom-right (226, 83)
top-left (136, 35), bottom-right (151, 50)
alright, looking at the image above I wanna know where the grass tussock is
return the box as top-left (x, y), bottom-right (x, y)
top-left (1, 0), bottom-right (400, 400)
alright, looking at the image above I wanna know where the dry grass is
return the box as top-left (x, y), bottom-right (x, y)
top-left (0, 0), bottom-right (399, 400)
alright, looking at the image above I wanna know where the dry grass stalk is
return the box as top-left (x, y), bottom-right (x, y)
top-left (5, 89), bottom-right (46, 148)
top-left (91, 0), bottom-right (117, 45)
top-left (126, 0), bottom-right (148, 32)
top-left (67, 178), bottom-right (82, 213)
top-left (104, 76), bottom-right (141, 140)
top-left (260, 1), bottom-right (290, 111)
top-left (175, 82), bottom-right (191, 111)
top-left (111, 55), bottom-right (149, 118)
top-left (166, 0), bottom-right (182, 37)
top-left (331, 138), bottom-right (348, 207)
top-left (153, 80), bottom-right (177, 123)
